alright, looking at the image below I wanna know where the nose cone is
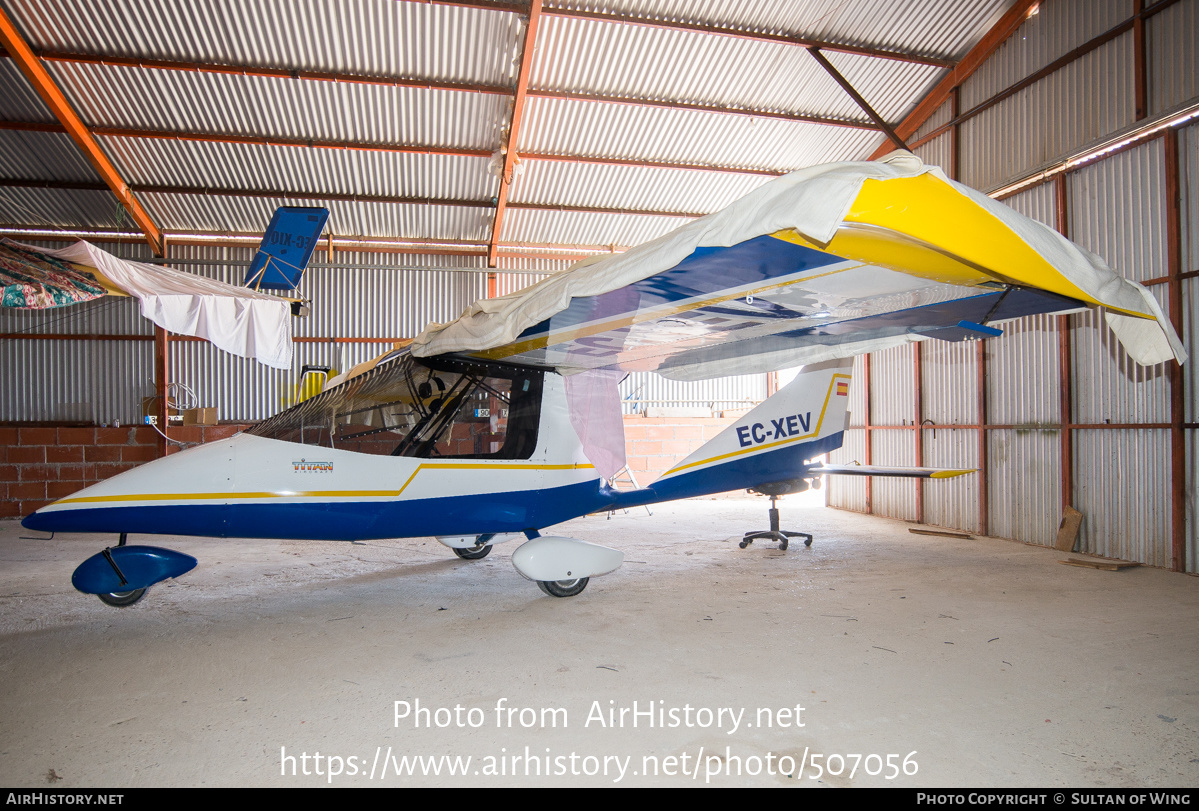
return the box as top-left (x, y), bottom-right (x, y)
top-left (21, 436), bottom-right (239, 537)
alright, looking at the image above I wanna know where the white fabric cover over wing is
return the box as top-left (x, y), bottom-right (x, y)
top-left (34, 240), bottom-right (293, 369)
top-left (412, 153), bottom-right (1183, 377)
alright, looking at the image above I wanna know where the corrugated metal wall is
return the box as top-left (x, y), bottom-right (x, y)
top-left (618, 372), bottom-right (766, 415)
top-left (3, 242), bottom-right (766, 423)
top-left (1, 239), bottom-right (155, 425)
top-left (834, 0), bottom-right (1198, 572)
top-left (958, 0), bottom-right (1135, 192)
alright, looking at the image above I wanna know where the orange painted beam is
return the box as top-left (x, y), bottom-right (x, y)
top-left (868, 0), bottom-right (1040, 160)
top-left (0, 6), bottom-right (163, 255)
top-left (488, 0), bottom-right (542, 270)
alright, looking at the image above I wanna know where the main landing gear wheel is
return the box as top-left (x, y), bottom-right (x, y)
top-left (452, 544), bottom-right (492, 560)
top-left (97, 588), bottom-right (147, 607)
top-left (536, 578), bottom-right (589, 598)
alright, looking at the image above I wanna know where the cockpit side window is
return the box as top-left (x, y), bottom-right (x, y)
top-left (249, 353), bottom-right (542, 460)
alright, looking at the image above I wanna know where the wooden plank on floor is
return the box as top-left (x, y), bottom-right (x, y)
top-left (908, 528), bottom-right (973, 539)
top-left (1055, 506), bottom-right (1083, 552)
top-left (1059, 557), bottom-right (1141, 571)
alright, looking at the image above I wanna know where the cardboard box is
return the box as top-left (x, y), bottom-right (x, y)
top-left (182, 407), bottom-right (218, 427)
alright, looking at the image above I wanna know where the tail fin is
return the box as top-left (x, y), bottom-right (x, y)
top-left (646, 358), bottom-right (853, 502)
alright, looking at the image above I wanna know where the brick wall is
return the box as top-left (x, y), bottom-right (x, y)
top-left (2, 416), bottom-right (736, 520)
top-left (0, 424), bottom-right (250, 519)
top-left (621, 414), bottom-right (734, 484)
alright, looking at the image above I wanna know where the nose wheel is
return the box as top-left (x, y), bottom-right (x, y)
top-left (97, 588), bottom-right (147, 607)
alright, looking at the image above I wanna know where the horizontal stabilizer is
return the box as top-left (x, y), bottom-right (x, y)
top-left (819, 465), bottom-right (974, 479)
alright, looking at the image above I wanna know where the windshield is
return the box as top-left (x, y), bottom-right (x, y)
top-left (249, 352), bottom-right (542, 459)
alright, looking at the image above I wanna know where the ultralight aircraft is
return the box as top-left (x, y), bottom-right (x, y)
top-left (22, 153), bottom-right (1185, 604)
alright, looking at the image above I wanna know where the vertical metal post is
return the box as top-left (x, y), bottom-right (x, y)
top-left (863, 353), bottom-right (873, 515)
top-left (914, 343), bottom-right (924, 524)
top-left (976, 339), bottom-right (989, 537)
top-left (1055, 174), bottom-right (1074, 513)
top-left (154, 325), bottom-right (169, 458)
top-left (1165, 127), bottom-right (1185, 571)
top-left (1133, 0), bottom-right (1147, 121)
top-left (950, 87), bottom-right (961, 183)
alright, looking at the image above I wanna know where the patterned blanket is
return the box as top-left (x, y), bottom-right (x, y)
top-left (0, 239), bottom-right (105, 308)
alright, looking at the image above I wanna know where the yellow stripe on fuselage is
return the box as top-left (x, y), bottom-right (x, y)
top-left (656, 373), bottom-right (851, 479)
top-left (51, 462), bottom-right (595, 506)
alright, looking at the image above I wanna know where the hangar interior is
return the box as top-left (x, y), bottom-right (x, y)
top-left (1, 0), bottom-right (1198, 790)
top-left (1, 0), bottom-right (1194, 571)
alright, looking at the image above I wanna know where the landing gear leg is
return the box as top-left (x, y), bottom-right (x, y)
top-left (97, 533), bottom-right (147, 606)
top-left (452, 534), bottom-right (494, 560)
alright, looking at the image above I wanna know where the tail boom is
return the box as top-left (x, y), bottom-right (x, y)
top-left (613, 359), bottom-right (854, 507)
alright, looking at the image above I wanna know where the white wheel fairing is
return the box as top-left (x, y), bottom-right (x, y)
top-left (511, 536), bottom-right (624, 582)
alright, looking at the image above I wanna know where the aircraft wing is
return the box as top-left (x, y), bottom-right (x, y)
top-left (412, 152), bottom-right (1183, 380)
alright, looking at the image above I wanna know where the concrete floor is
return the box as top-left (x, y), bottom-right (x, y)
top-left (0, 496), bottom-right (1196, 788)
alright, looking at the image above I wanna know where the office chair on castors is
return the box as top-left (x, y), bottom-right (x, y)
top-left (740, 479), bottom-right (813, 551)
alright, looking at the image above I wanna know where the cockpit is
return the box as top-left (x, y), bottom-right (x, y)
top-left (249, 351), bottom-right (544, 459)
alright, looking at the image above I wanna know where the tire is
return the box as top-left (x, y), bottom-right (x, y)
top-left (536, 577), bottom-right (589, 598)
top-left (452, 544), bottom-right (491, 560)
top-left (97, 588), bottom-right (147, 607)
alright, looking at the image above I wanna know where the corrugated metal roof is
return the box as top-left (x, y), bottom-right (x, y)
top-left (0, 0), bottom-right (1028, 256)
top-left (508, 160), bottom-right (769, 213)
top-left (8, 0), bottom-right (522, 85)
top-left (46, 62), bottom-right (508, 150)
top-left (500, 206), bottom-right (687, 247)
top-left (99, 136), bottom-right (498, 200)
top-left (818, 48), bottom-right (944, 122)
top-left (531, 14), bottom-right (872, 124)
top-left (140, 192), bottom-right (493, 241)
top-left (542, 0), bottom-right (1014, 62)
top-left (0, 185), bottom-right (122, 228)
top-left (0, 58), bottom-right (52, 121)
top-left (0, 129), bottom-right (101, 181)
top-left (519, 95), bottom-right (879, 171)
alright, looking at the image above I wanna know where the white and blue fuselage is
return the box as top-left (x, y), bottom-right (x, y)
top-left (23, 357), bottom-right (853, 543)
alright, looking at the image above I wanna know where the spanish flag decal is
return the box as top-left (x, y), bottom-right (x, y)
top-left (836, 380), bottom-right (849, 397)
